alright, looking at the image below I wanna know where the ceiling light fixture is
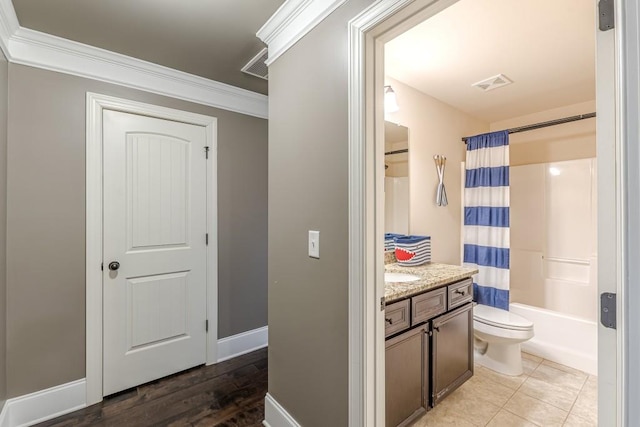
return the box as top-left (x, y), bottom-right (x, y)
top-left (384, 85), bottom-right (400, 113)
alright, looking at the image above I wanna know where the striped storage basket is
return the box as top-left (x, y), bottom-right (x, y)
top-left (394, 235), bottom-right (431, 266)
top-left (384, 233), bottom-right (405, 253)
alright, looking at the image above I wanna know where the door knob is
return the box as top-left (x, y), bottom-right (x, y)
top-left (108, 261), bottom-right (120, 271)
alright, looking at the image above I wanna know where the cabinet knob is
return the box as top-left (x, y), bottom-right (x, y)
top-left (454, 289), bottom-right (466, 295)
top-left (385, 318), bottom-right (393, 325)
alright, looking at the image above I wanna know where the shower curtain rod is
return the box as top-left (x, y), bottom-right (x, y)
top-left (385, 148), bottom-right (409, 155)
top-left (461, 112), bottom-right (596, 143)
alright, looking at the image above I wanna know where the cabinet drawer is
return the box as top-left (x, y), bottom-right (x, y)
top-left (385, 299), bottom-right (410, 337)
top-left (448, 278), bottom-right (473, 310)
top-left (412, 288), bottom-right (446, 326)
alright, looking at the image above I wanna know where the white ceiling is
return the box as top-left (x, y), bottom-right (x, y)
top-left (385, 0), bottom-right (595, 123)
top-left (12, 0), bottom-right (285, 95)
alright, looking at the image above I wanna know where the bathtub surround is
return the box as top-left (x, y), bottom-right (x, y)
top-left (510, 159), bottom-right (597, 320)
top-left (491, 101), bottom-right (598, 374)
top-left (504, 104), bottom-right (597, 374)
top-left (463, 131), bottom-right (511, 310)
top-left (497, 103), bottom-right (597, 320)
top-left (511, 159), bottom-right (598, 373)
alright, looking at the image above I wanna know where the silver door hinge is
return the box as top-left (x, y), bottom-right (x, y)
top-left (206, 233), bottom-right (209, 245)
top-left (206, 319), bottom-right (209, 332)
top-left (599, 0), bottom-right (614, 31)
top-left (205, 146), bottom-right (210, 159)
top-left (600, 292), bottom-right (616, 329)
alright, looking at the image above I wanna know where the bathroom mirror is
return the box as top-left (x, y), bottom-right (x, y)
top-left (384, 121), bottom-right (409, 234)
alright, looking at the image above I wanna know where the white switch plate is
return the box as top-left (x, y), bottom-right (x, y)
top-left (309, 230), bottom-right (320, 258)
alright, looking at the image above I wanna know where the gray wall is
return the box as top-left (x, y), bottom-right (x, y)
top-left (267, 0), bottom-right (372, 425)
top-left (6, 64), bottom-right (267, 398)
top-left (0, 49), bottom-right (8, 408)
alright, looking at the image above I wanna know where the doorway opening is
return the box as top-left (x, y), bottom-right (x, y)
top-left (347, 0), bottom-right (622, 425)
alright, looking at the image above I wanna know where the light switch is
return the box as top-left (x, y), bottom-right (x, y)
top-left (309, 230), bottom-right (320, 259)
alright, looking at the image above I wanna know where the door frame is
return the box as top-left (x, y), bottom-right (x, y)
top-left (619, 1), bottom-right (640, 423)
top-left (85, 93), bottom-right (218, 405)
top-left (347, 0), bottom-right (626, 425)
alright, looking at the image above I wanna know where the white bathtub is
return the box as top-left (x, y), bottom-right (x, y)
top-left (510, 302), bottom-right (597, 375)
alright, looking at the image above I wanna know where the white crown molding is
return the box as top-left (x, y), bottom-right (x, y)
top-left (0, 0), bottom-right (18, 58)
top-left (257, 0), bottom-right (347, 66)
top-left (9, 28), bottom-right (268, 118)
top-left (0, 0), bottom-right (267, 119)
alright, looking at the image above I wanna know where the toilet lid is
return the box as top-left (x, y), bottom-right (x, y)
top-left (473, 304), bottom-right (533, 331)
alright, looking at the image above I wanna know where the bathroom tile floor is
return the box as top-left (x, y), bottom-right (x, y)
top-left (415, 353), bottom-right (597, 427)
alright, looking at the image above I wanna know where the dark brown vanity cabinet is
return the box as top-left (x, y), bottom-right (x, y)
top-left (385, 325), bottom-right (428, 427)
top-left (385, 278), bottom-right (474, 426)
top-left (431, 302), bottom-right (474, 406)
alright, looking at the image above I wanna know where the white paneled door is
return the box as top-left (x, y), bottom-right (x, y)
top-left (102, 110), bottom-right (208, 396)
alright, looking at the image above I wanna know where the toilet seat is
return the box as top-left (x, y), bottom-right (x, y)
top-left (473, 304), bottom-right (533, 331)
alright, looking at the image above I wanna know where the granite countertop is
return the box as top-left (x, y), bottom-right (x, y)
top-left (384, 262), bottom-right (478, 303)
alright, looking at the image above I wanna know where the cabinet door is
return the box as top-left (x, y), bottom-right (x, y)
top-left (431, 303), bottom-right (473, 406)
top-left (385, 325), bottom-right (428, 427)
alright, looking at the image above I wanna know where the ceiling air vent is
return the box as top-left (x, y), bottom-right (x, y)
top-left (242, 48), bottom-right (268, 80)
top-left (472, 74), bottom-right (513, 92)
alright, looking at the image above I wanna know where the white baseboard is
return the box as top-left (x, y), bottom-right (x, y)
top-left (0, 327), bottom-right (267, 427)
top-left (0, 379), bottom-right (86, 427)
top-left (216, 326), bottom-right (268, 363)
top-left (0, 401), bottom-right (7, 427)
top-left (263, 393), bottom-right (301, 427)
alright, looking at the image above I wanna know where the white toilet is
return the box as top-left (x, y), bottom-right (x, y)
top-left (473, 304), bottom-right (534, 376)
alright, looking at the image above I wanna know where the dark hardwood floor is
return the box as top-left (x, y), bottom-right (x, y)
top-left (34, 348), bottom-right (268, 427)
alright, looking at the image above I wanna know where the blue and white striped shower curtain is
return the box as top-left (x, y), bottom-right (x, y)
top-left (463, 131), bottom-right (510, 310)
